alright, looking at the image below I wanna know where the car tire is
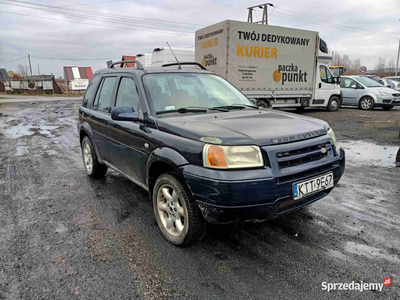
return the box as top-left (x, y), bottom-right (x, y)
top-left (327, 96), bottom-right (340, 112)
top-left (153, 173), bottom-right (206, 246)
top-left (81, 136), bottom-right (108, 178)
top-left (382, 106), bottom-right (394, 110)
top-left (359, 97), bottom-right (374, 110)
top-left (257, 100), bottom-right (270, 109)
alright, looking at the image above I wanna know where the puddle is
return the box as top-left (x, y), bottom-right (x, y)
top-left (344, 241), bottom-right (400, 263)
top-left (3, 123), bottom-right (34, 139)
top-left (340, 140), bottom-right (399, 167)
top-left (16, 145), bottom-right (29, 156)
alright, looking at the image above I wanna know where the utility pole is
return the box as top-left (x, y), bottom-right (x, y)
top-left (396, 39), bottom-right (400, 76)
top-left (28, 54), bottom-right (33, 77)
top-left (247, 3), bottom-right (274, 25)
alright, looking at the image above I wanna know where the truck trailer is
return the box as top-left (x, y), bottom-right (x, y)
top-left (195, 20), bottom-right (341, 111)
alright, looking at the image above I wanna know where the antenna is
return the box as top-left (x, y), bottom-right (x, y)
top-left (166, 42), bottom-right (181, 70)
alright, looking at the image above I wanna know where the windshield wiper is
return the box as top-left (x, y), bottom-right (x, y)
top-left (156, 106), bottom-right (229, 115)
top-left (156, 107), bottom-right (208, 115)
top-left (212, 103), bottom-right (259, 110)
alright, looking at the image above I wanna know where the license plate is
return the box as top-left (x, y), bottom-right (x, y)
top-left (293, 172), bottom-right (334, 200)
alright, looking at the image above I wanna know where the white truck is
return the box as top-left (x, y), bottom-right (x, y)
top-left (136, 53), bottom-right (153, 67)
top-left (151, 47), bottom-right (194, 67)
top-left (195, 20), bottom-right (341, 111)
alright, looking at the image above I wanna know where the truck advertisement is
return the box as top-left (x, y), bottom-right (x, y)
top-left (195, 20), bottom-right (318, 91)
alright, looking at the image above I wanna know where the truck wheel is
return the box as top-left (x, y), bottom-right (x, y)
top-left (153, 173), bottom-right (206, 246)
top-left (81, 136), bottom-right (108, 178)
top-left (382, 106), bottom-right (394, 110)
top-left (359, 97), bottom-right (374, 110)
top-left (257, 100), bottom-right (270, 109)
top-left (327, 96), bottom-right (340, 112)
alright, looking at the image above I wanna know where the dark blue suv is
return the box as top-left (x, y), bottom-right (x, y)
top-left (78, 60), bottom-right (345, 246)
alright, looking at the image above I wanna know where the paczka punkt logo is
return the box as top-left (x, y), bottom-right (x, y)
top-left (272, 63), bottom-right (308, 85)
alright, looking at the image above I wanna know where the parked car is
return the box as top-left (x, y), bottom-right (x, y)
top-left (78, 60), bottom-right (345, 246)
top-left (340, 76), bottom-right (400, 110)
top-left (360, 75), bottom-right (384, 85)
top-left (383, 77), bottom-right (400, 91)
top-left (385, 76), bottom-right (400, 81)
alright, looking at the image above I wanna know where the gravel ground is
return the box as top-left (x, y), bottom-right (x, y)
top-left (0, 98), bottom-right (399, 299)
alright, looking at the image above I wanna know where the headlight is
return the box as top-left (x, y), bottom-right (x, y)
top-left (379, 91), bottom-right (391, 97)
top-left (203, 144), bottom-right (264, 169)
top-left (327, 128), bottom-right (339, 151)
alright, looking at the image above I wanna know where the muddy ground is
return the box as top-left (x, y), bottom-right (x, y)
top-left (0, 97), bottom-right (399, 299)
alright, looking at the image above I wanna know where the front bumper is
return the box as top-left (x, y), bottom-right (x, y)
top-left (179, 146), bottom-right (345, 224)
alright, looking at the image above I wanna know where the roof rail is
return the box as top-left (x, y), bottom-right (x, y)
top-left (108, 60), bottom-right (144, 70)
top-left (162, 62), bottom-right (207, 70)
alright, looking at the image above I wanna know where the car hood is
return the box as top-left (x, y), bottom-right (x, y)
top-left (156, 109), bottom-right (329, 146)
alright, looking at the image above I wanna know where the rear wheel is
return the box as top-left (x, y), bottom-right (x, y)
top-left (153, 173), bottom-right (206, 246)
top-left (327, 96), bottom-right (340, 112)
top-left (382, 106), bottom-right (394, 110)
top-left (359, 97), bottom-right (374, 110)
top-left (81, 136), bottom-right (108, 178)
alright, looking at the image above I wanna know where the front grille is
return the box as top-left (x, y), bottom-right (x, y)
top-left (277, 163), bottom-right (334, 183)
top-left (276, 143), bottom-right (330, 169)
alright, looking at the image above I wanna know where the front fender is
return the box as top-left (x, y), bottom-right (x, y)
top-left (146, 147), bottom-right (190, 175)
top-left (79, 122), bottom-right (104, 163)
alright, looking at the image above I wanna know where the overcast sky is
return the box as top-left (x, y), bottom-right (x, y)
top-left (0, 0), bottom-right (399, 77)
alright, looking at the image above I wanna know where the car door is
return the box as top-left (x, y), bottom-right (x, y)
top-left (314, 65), bottom-right (336, 104)
top-left (107, 76), bottom-right (147, 185)
top-left (90, 75), bottom-right (117, 162)
top-left (340, 78), bottom-right (360, 106)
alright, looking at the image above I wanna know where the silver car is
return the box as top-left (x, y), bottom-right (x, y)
top-left (383, 77), bottom-right (400, 91)
top-left (340, 76), bottom-right (400, 110)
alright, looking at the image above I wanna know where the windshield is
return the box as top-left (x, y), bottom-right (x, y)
top-left (143, 73), bottom-right (252, 113)
top-left (355, 77), bottom-right (383, 87)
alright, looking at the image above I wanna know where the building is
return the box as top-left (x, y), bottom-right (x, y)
top-left (0, 68), bottom-right (10, 92)
top-left (3, 75), bottom-right (62, 94)
top-left (64, 66), bottom-right (93, 93)
top-left (120, 55), bottom-right (136, 68)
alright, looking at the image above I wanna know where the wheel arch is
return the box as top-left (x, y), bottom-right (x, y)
top-left (79, 123), bottom-right (103, 164)
top-left (146, 147), bottom-right (190, 199)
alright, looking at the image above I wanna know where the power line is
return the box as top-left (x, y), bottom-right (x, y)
top-left (0, 10), bottom-right (195, 36)
top-left (0, 0), bottom-right (205, 29)
top-left (2, 55), bottom-right (28, 63)
top-left (31, 55), bottom-right (120, 61)
top-left (272, 6), bottom-right (398, 39)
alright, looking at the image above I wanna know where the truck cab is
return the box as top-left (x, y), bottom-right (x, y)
top-left (312, 38), bottom-right (342, 110)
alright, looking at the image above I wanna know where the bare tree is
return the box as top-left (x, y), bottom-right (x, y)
top-left (375, 56), bottom-right (386, 77)
top-left (387, 58), bottom-right (395, 76)
top-left (17, 64), bottom-right (30, 77)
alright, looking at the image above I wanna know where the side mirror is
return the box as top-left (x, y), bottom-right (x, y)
top-left (111, 106), bottom-right (139, 121)
top-left (335, 76), bottom-right (341, 84)
top-left (248, 98), bottom-right (257, 105)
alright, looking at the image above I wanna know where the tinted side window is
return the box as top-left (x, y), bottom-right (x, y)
top-left (94, 77), bottom-right (116, 112)
top-left (83, 74), bottom-right (100, 107)
top-left (115, 78), bottom-right (141, 111)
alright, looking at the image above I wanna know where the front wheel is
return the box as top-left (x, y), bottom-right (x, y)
top-left (153, 174), bottom-right (206, 246)
top-left (359, 97), bottom-right (374, 110)
top-left (327, 96), bottom-right (340, 112)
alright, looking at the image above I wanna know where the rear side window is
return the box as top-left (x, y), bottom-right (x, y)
top-left (94, 77), bottom-right (116, 112)
top-left (82, 74), bottom-right (100, 107)
top-left (115, 77), bottom-right (141, 111)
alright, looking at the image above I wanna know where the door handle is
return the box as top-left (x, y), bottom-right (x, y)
top-left (318, 83), bottom-right (322, 89)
